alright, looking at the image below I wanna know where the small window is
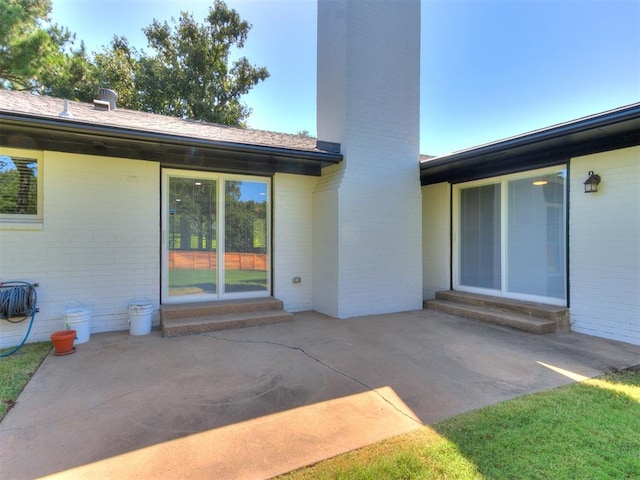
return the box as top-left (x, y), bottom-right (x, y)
top-left (0, 148), bottom-right (43, 224)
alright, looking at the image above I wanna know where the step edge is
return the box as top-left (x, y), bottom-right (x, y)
top-left (425, 300), bottom-right (556, 334)
top-left (162, 309), bottom-right (293, 327)
top-left (162, 310), bottom-right (293, 337)
top-left (161, 297), bottom-right (284, 320)
top-left (434, 291), bottom-right (568, 320)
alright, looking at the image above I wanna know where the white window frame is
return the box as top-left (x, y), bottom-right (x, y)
top-left (0, 148), bottom-right (43, 230)
top-left (453, 165), bottom-right (567, 306)
top-left (161, 169), bottom-right (271, 304)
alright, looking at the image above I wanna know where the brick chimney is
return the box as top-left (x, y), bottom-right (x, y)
top-left (314, 0), bottom-right (423, 318)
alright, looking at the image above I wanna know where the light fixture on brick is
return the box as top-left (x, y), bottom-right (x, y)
top-left (583, 171), bottom-right (601, 193)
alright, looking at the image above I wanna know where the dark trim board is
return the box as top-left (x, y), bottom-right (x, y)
top-left (420, 103), bottom-right (640, 185)
top-left (1, 115), bottom-right (343, 177)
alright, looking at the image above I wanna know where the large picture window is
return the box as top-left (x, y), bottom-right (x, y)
top-left (0, 149), bottom-right (42, 224)
top-left (454, 166), bottom-right (567, 305)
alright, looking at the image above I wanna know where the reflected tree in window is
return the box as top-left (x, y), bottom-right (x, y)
top-left (0, 156), bottom-right (38, 215)
top-left (225, 181), bottom-right (267, 254)
top-left (169, 177), bottom-right (216, 251)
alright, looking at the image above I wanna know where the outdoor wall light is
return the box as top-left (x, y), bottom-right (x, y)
top-left (583, 171), bottom-right (601, 193)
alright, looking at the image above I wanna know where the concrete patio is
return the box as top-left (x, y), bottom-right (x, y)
top-left (1, 309), bottom-right (639, 479)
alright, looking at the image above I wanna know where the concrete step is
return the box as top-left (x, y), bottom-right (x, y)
top-left (424, 298), bottom-right (558, 335)
top-left (160, 297), bottom-right (293, 337)
top-left (161, 297), bottom-right (285, 320)
top-left (434, 290), bottom-right (569, 331)
top-left (162, 310), bottom-right (293, 337)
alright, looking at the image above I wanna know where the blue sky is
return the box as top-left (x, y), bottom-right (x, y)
top-left (50, 0), bottom-right (640, 156)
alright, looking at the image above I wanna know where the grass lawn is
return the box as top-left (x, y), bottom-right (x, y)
top-left (169, 268), bottom-right (267, 295)
top-left (280, 368), bottom-right (640, 480)
top-left (0, 342), bottom-right (51, 421)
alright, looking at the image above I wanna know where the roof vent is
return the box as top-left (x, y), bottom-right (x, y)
top-left (93, 99), bottom-right (111, 111)
top-left (59, 99), bottom-right (73, 118)
top-left (94, 88), bottom-right (118, 111)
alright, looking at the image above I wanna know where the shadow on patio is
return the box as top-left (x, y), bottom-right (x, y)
top-left (2, 310), bottom-right (639, 479)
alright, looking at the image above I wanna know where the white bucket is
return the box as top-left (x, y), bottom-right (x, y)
top-left (63, 308), bottom-right (91, 344)
top-left (128, 301), bottom-right (153, 336)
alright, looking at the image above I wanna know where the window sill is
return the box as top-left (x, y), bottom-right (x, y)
top-left (0, 221), bottom-right (43, 231)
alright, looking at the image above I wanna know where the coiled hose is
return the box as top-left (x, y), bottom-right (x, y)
top-left (0, 282), bottom-right (38, 357)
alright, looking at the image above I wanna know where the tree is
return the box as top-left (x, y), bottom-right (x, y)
top-left (43, 36), bottom-right (144, 107)
top-left (2, 0), bottom-right (269, 127)
top-left (38, 42), bottom-right (96, 100)
top-left (138, 1), bottom-right (269, 125)
top-left (83, 37), bottom-right (142, 109)
top-left (0, 0), bottom-right (77, 91)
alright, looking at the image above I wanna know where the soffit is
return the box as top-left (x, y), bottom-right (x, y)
top-left (420, 104), bottom-right (640, 185)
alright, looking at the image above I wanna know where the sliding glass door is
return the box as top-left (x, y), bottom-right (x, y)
top-left (223, 180), bottom-right (269, 294)
top-left (459, 183), bottom-right (502, 290)
top-left (454, 166), bottom-right (567, 305)
top-left (506, 173), bottom-right (565, 299)
top-left (162, 170), bottom-right (270, 303)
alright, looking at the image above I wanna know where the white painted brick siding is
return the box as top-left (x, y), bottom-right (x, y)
top-left (316, 0), bottom-right (423, 318)
top-left (316, 1), bottom-right (347, 145)
top-left (569, 146), bottom-right (640, 345)
top-left (312, 164), bottom-right (342, 317)
top-left (422, 182), bottom-right (451, 299)
top-left (273, 173), bottom-right (318, 311)
top-left (0, 151), bottom-right (160, 347)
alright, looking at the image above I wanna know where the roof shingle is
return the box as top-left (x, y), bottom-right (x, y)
top-left (0, 90), bottom-right (321, 153)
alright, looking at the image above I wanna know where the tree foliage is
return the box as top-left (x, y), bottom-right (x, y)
top-left (0, 0), bottom-right (269, 126)
top-left (139, 4), bottom-right (269, 124)
top-left (0, 0), bottom-right (76, 91)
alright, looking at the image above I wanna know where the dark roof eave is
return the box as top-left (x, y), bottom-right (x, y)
top-left (420, 103), bottom-right (640, 185)
top-left (0, 112), bottom-right (343, 176)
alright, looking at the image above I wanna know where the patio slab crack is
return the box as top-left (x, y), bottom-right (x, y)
top-left (206, 333), bottom-right (423, 426)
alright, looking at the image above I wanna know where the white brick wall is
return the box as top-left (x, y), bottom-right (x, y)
top-left (316, 1), bottom-right (347, 146)
top-left (315, 0), bottom-right (423, 318)
top-left (422, 182), bottom-right (451, 299)
top-left (569, 146), bottom-right (640, 345)
top-left (312, 164), bottom-right (343, 317)
top-left (273, 173), bottom-right (318, 311)
top-left (0, 151), bottom-right (160, 347)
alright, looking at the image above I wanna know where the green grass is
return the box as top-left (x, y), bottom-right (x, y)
top-left (169, 268), bottom-right (267, 294)
top-left (0, 342), bottom-right (51, 421)
top-left (280, 368), bottom-right (640, 480)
